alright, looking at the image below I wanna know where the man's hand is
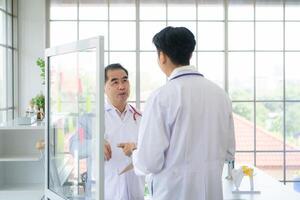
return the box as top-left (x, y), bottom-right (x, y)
top-left (117, 143), bottom-right (137, 157)
top-left (104, 140), bottom-right (112, 161)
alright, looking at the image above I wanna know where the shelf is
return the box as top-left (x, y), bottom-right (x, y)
top-left (0, 183), bottom-right (44, 200)
top-left (0, 119), bottom-right (45, 200)
top-left (0, 154), bottom-right (42, 162)
top-left (0, 119), bottom-right (45, 131)
top-left (0, 183), bottom-right (43, 191)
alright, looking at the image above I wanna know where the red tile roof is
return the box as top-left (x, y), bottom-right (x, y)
top-left (234, 114), bottom-right (300, 167)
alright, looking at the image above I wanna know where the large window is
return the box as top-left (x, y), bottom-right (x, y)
top-left (0, 0), bottom-right (17, 123)
top-left (47, 0), bottom-right (300, 186)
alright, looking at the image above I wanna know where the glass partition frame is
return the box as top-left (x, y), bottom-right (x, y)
top-left (44, 36), bottom-right (105, 200)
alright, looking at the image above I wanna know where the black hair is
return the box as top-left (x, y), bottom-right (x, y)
top-left (152, 26), bottom-right (196, 66)
top-left (105, 63), bottom-right (128, 83)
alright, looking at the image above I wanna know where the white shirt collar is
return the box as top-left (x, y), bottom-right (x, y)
top-left (168, 65), bottom-right (197, 81)
top-left (115, 107), bottom-right (128, 120)
top-left (105, 99), bottom-right (139, 113)
top-left (105, 100), bottom-right (128, 113)
top-left (105, 101), bottom-right (130, 120)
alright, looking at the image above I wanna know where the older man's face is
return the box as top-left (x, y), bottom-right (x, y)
top-left (104, 69), bottom-right (130, 105)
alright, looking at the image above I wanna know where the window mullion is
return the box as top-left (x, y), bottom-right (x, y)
top-left (283, 0), bottom-right (287, 185)
top-left (5, 0), bottom-right (8, 121)
top-left (136, 0), bottom-right (140, 110)
top-left (224, 0), bottom-right (228, 92)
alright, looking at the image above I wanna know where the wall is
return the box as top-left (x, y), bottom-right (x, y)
top-left (18, 0), bottom-right (45, 115)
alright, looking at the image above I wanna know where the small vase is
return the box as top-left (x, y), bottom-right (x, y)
top-left (36, 108), bottom-right (44, 121)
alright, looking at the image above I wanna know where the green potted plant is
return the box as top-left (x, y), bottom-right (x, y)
top-left (36, 57), bottom-right (45, 85)
top-left (31, 93), bottom-right (45, 120)
top-left (32, 58), bottom-right (46, 120)
top-left (32, 93), bottom-right (45, 110)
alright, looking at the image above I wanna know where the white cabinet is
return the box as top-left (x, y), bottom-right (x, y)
top-left (0, 120), bottom-right (45, 200)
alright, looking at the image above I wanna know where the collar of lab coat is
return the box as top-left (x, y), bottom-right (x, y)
top-left (168, 65), bottom-right (197, 81)
top-left (105, 101), bottom-right (139, 116)
top-left (105, 100), bottom-right (128, 112)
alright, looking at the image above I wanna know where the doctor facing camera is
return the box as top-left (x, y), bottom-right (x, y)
top-left (104, 63), bottom-right (145, 200)
top-left (132, 27), bottom-right (236, 200)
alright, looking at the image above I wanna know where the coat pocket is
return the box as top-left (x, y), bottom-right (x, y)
top-left (153, 169), bottom-right (184, 199)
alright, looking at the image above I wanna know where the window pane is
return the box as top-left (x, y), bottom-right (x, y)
top-left (110, 0), bottom-right (135, 20)
top-left (198, 22), bottom-right (224, 50)
top-left (0, 110), bottom-right (6, 123)
top-left (198, 0), bottom-right (224, 20)
top-left (286, 22), bottom-right (300, 50)
top-left (286, 153), bottom-right (300, 181)
top-left (7, 15), bottom-right (12, 47)
top-left (50, 22), bottom-right (77, 47)
top-left (140, 0), bottom-right (166, 20)
top-left (168, 0), bottom-right (196, 20)
top-left (286, 52), bottom-right (300, 100)
top-left (256, 22), bottom-right (283, 50)
top-left (285, 182), bottom-right (300, 194)
top-left (286, 0), bottom-right (300, 20)
top-left (0, 0), bottom-right (5, 10)
top-left (110, 22), bottom-right (135, 51)
top-left (228, 0), bottom-right (254, 20)
top-left (190, 52), bottom-right (196, 67)
top-left (79, 0), bottom-right (108, 20)
top-left (13, 16), bottom-right (17, 48)
top-left (140, 22), bottom-right (166, 51)
top-left (13, 0), bottom-right (17, 15)
top-left (7, 0), bottom-right (12, 14)
top-left (50, 0), bottom-right (77, 20)
top-left (229, 52), bottom-right (254, 100)
top-left (140, 52), bottom-right (166, 101)
top-left (286, 103), bottom-right (300, 151)
top-left (232, 103), bottom-right (254, 151)
top-left (235, 153), bottom-right (254, 166)
top-left (0, 47), bottom-right (6, 108)
top-left (110, 52), bottom-right (136, 101)
top-left (256, 0), bottom-right (283, 21)
top-left (79, 22), bottom-right (108, 50)
top-left (256, 102), bottom-right (283, 151)
top-left (257, 153), bottom-right (283, 180)
top-left (198, 52), bottom-right (224, 88)
top-left (256, 52), bottom-right (283, 100)
top-left (8, 109), bottom-right (13, 120)
top-left (0, 11), bottom-right (6, 45)
top-left (7, 48), bottom-right (12, 108)
top-left (104, 52), bottom-right (108, 67)
top-left (13, 49), bottom-right (17, 93)
top-left (228, 22), bottom-right (254, 50)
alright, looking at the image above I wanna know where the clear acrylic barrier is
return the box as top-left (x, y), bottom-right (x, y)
top-left (45, 37), bottom-right (104, 200)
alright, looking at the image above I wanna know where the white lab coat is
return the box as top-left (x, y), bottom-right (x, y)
top-left (133, 66), bottom-right (235, 200)
top-left (105, 103), bottom-right (145, 200)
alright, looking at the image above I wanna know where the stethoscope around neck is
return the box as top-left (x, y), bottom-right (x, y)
top-left (129, 104), bottom-right (142, 121)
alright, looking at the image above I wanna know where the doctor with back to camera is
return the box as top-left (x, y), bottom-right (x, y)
top-left (104, 63), bottom-right (144, 200)
top-left (132, 27), bottom-right (235, 200)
